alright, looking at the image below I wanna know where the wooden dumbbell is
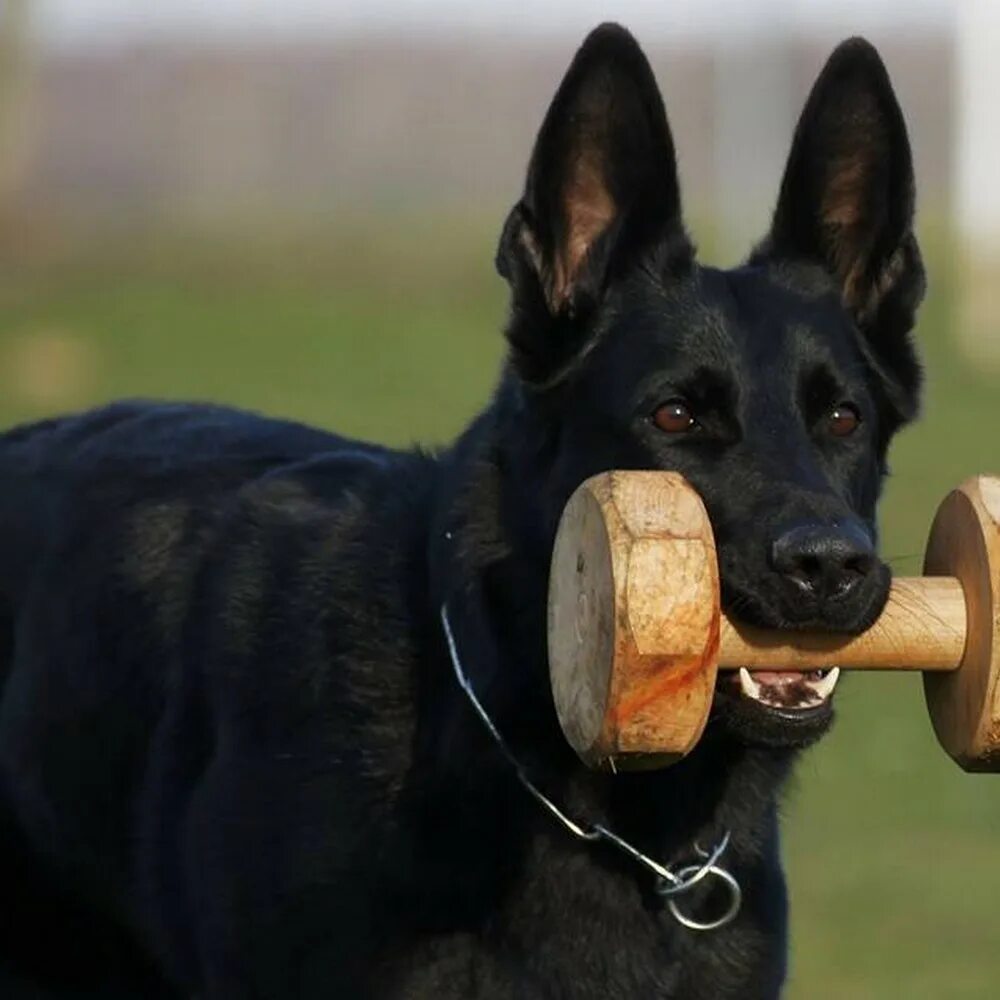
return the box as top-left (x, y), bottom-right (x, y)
top-left (548, 471), bottom-right (1000, 772)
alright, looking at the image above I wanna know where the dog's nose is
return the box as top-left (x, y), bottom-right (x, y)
top-left (770, 522), bottom-right (876, 601)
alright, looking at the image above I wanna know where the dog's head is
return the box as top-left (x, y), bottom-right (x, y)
top-left (496, 25), bottom-right (925, 747)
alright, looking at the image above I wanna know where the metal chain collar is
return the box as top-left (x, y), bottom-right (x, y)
top-left (440, 602), bottom-right (741, 932)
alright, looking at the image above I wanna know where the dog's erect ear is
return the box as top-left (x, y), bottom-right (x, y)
top-left (496, 23), bottom-right (691, 383)
top-left (753, 38), bottom-right (924, 420)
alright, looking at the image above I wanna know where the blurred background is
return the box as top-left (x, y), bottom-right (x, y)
top-left (1, 1), bottom-right (998, 995)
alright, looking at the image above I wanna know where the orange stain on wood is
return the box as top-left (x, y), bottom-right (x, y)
top-left (611, 617), bottom-right (720, 732)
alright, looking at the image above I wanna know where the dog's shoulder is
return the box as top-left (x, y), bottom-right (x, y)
top-left (181, 441), bottom-right (435, 762)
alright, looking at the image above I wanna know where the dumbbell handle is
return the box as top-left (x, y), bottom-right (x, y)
top-left (719, 577), bottom-right (967, 672)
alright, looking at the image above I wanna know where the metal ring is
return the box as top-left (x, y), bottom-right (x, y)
top-left (666, 864), bottom-right (742, 932)
top-left (653, 830), bottom-right (731, 898)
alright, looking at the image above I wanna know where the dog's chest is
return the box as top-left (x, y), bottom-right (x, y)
top-left (380, 832), bottom-right (778, 1000)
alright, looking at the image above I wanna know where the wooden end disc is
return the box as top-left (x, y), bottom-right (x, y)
top-left (548, 472), bottom-right (720, 769)
top-left (923, 475), bottom-right (1000, 771)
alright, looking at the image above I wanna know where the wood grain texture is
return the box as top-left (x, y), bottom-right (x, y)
top-left (719, 577), bottom-right (966, 671)
top-left (548, 472), bottom-right (719, 768)
top-left (548, 480), bottom-right (615, 760)
top-left (923, 475), bottom-right (1000, 771)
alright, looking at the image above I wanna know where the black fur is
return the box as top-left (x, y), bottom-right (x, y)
top-left (0, 25), bottom-right (924, 999)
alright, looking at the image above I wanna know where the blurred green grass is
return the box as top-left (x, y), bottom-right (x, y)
top-left (0, 217), bottom-right (998, 997)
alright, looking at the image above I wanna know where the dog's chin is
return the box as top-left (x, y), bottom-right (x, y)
top-left (711, 672), bottom-right (835, 749)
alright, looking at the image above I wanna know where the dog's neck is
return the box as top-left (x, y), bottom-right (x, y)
top-left (427, 382), bottom-right (796, 865)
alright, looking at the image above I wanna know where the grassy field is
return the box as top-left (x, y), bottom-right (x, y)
top-left (1, 217), bottom-right (998, 997)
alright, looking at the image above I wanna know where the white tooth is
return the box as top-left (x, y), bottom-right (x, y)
top-left (813, 666), bottom-right (841, 700)
top-left (739, 666), bottom-right (763, 700)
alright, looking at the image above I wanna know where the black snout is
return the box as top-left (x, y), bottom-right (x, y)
top-left (770, 522), bottom-right (875, 603)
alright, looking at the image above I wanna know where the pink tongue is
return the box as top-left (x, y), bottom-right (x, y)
top-left (750, 671), bottom-right (804, 684)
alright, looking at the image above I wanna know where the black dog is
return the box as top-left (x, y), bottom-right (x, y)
top-left (0, 24), bottom-right (924, 999)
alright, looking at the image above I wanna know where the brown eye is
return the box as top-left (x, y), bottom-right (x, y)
top-left (829, 402), bottom-right (860, 437)
top-left (653, 399), bottom-right (695, 434)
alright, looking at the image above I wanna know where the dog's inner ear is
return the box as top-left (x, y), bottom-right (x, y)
top-left (755, 38), bottom-right (923, 325)
top-left (499, 24), bottom-right (688, 321)
top-left (817, 93), bottom-right (889, 309)
top-left (550, 141), bottom-right (616, 308)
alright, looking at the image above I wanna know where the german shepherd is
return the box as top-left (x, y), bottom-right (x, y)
top-left (0, 23), bottom-right (924, 999)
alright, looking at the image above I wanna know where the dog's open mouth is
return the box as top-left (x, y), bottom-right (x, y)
top-left (713, 665), bottom-right (840, 746)
top-left (732, 666), bottom-right (840, 711)
top-left (712, 663), bottom-right (840, 748)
